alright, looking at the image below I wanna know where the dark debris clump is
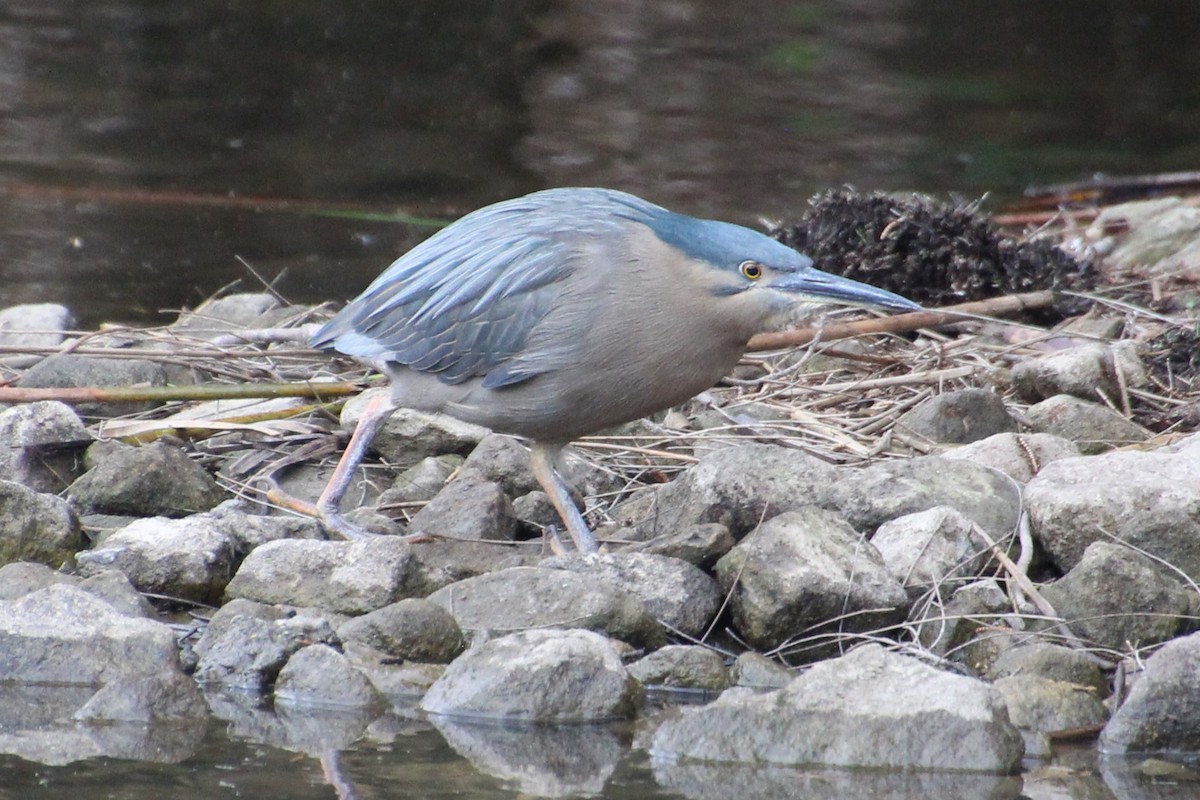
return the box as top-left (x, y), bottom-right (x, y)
top-left (770, 190), bottom-right (1096, 311)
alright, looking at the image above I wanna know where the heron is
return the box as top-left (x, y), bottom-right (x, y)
top-left (306, 187), bottom-right (919, 551)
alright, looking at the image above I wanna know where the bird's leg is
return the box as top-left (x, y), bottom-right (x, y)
top-left (313, 391), bottom-right (398, 540)
top-left (530, 444), bottom-right (598, 553)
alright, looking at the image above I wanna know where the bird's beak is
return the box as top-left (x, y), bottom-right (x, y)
top-left (770, 269), bottom-right (922, 312)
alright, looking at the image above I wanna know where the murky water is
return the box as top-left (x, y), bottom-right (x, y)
top-left (0, 1), bottom-right (1197, 327)
top-left (2, 1), bottom-right (1200, 797)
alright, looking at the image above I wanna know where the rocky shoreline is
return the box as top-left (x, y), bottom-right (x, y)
top-left (2, 196), bottom-right (1200, 793)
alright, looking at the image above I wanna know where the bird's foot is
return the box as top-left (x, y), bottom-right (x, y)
top-left (264, 480), bottom-right (407, 541)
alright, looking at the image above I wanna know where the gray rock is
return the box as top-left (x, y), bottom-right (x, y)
top-left (941, 432), bottom-right (1081, 482)
top-left (341, 641), bottom-right (447, 696)
top-left (1040, 542), bottom-right (1192, 651)
top-left (0, 303), bottom-right (73, 368)
top-left (73, 671), bottom-right (208, 722)
top-left (650, 644), bottom-right (1023, 772)
top-left (615, 443), bottom-right (839, 539)
top-left (274, 644), bottom-right (385, 708)
top-left (1101, 630), bottom-right (1200, 753)
top-left (627, 645), bottom-right (729, 691)
top-left (622, 523), bottom-right (734, 568)
top-left (18, 354), bottom-right (172, 417)
top-left (1089, 197), bottom-right (1200, 276)
top-left (1027, 450), bottom-right (1200, 577)
top-left (894, 389), bottom-right (1016, 444)
top-left (420, 628), bottom-right (642, 721)
top-left (914, 578), bottom-right (1013, 663)
top-left (0, 583), bottom-right (182, 683)
top-left (209, 501), bottom-right (326, 552)
top-left (457, 433), bottom-right (540, 495)
top-left (511, 490), bottom-right (560, 531)
top-left (730, 652), bottom-right (792, 690)
top-left (172, 293), bottom-right (281, 334)
top-left (986, 642), bottom-right (1110, 697)
top-left (378, 455), bottom-right (460, 505)
top-left (870, 506), bottom-right (990, 597)
top-left (224, 537), bottom-right (429, 614)
top-left (408, 478), bottom-right (517, 541)
top-left (0, 561), bottom-right (76, 600)
top-left (1012, 341), bottom-right (1147, 404)
top-left (337, 598), bottom-right (465, 663)
top-left (992, 675), bottom-right (1107, 734)
top-left (1024, 394), bottom-right (1149, 454)
top-left (193, 601), bottom-right (340, 691)
top-left (78, 569), bottom-right (155, 618)
top-left (426, 566), bottom-right (665, 649)
top-left (832, 455), bottom-right (1022, 539)
top-left (540, 551), bottom-right (721, 638)
top-left (0, 480), bottom-right (84, 568)
top-left (714, 507), bottom-right (907, 654)
top-left (0, 401), bottom-right (89, 492)
top-left (341, 389), bottom-right (488, 468)
top-left (68, 440), bottom-right (227, 517)
top-left (76, 514), bottom-right (238, 604)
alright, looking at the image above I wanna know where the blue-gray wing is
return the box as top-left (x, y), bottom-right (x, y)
top-left (310, 188), bottom-right (666, 388)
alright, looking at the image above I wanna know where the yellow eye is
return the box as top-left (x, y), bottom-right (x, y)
top-left (740, 260), bottom-right (763, 280)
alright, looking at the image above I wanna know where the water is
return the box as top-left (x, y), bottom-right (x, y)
top-left (2, 1), bottom-right (1199, 796)
top-left (0, 1), bottom-right (1197, 327)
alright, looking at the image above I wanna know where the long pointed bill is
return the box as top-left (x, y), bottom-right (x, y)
top-left (770, 269), bottom-right (922, 312)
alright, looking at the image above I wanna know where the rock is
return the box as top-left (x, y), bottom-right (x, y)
top-left (540, 551), bottom-right (721, 638)
top-left (1026, 450), bottom-right (1200, 578)
top-left (649, 644), bottom-right (1023, 772)
top-left (67, 440), bottom-right (227, 517)
top-left (832, 455), bottom-right (1021, 539)
top-left (274, 644), bottom-right (385, 708)
top-left (207, 501), bottom-right (326, 552)
top-left (614, 443), bottom-right (839, 539)
top-left (457, 433), bottom-right (540, 495)
top-left (342, 389), bottom-right (488, 469)
top-left (0, 480), bottom-right (84, 568)
top-left (341, 641), bottom-right (447, 695)
top-left (0, 561), bottom-right (76, 600)
top-left (627, 645), bottom-right (729, 691)
top-left (622, 523), bottom-right (734, 568)
top-left (76, 514), bottom-right (238, 604)
top-left (1089, 197), bottom-right (1200, 277)
top-left (941, 432), bottom-right (1080, 482)
top-left (407, 478), bottom-right (517, 541)
top-left (0, 302), bottom-right (74, 368)
top-left (914, 578), bottom-right (1013, 663)
top-left (193, 600), bottom-right (340, 691)
top-left (1039, 542), bottom-right (1193, 651)
top-left (0, 401), bottom-right (89, 492)
top-left (73, 671), bottom-right (208, 722)
top-left (714, 507), bottom-right (907, 654)
top-left (420, 628), bottom-right (642, 721)
top-left (511, 490), bottom-right (560, 531)
top-left (986, 642), bottom-right (1109, 697)
top-left (377, 455), bottom-right (459, 505)
top-left (425, 566), bottom-right (665, 649)
top-left (1101, 631), bottom-right (1200, 753)
top-left (1023, 394), bottom-right (1149, 454)
top-left (172, 293), bottom-right (281, 334)
top-left (0, 583), bottom-right (182, 683)
top-left (17, 354), bottom-right (172, 417)
top-left (1012, 341), bottom-right (1147, 403)
top-left (992, 675), bottom-right (1107, 734)
top-left (77, 569), bottom-right (155, 618)
top-left (894, 389), bottom-right (1016, 444)
top-left (336, 598), bottom-right (465, 663)
top-left (870, 506), bottom-right (990, 597)
top-left (730, 652), bottom-right (792, 690)
top-left (224, 537), bottom-right (429, 614)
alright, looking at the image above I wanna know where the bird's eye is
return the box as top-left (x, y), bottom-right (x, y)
top-left (740, 260), bottom-right (763, 281)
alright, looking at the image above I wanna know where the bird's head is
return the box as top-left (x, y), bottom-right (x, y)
top-left (644, 211), bottom-right (921, 321)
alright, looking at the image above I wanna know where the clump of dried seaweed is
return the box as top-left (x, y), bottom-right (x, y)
top-left (770, 190), bottom-right (1096, 314)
